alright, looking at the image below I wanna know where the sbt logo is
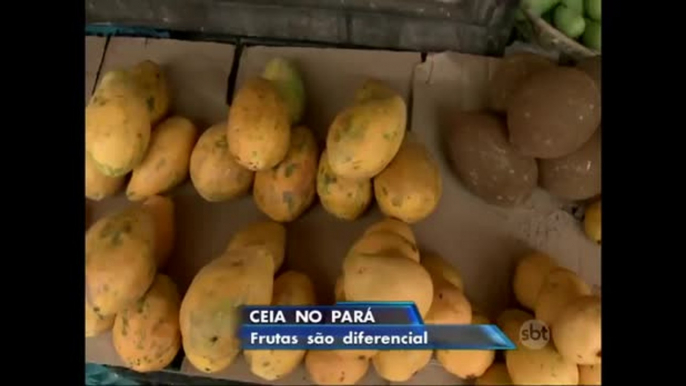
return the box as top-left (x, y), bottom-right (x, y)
top-left (519, 319), bottom-right (550, 349)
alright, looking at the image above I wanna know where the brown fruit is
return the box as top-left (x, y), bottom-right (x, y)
top-left (490, 53), bottom-right (556, 113)
top-left (447, 112), bottom-right (538, 206)
top-left (539, 129), bottom-right (601, 200)
top-left (507, 67), bottom-right (601, 159)
top-left (576, 57), bottom-right (601, 93)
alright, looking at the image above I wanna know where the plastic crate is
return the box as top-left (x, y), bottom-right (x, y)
top-left (85, 0), bottom-right (520, 54)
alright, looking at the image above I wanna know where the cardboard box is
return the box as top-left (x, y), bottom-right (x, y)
top-left (85, 40), bottom-right (601, 384)
top-left (85, 36), bottom-right (107, 104)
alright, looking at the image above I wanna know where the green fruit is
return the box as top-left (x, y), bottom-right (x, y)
top-left (521, 0), bottom-right (561, 16)
top-left (582, 19), bottom-right (601, 51)
top-left (262, 57), bottom-right (306, 125)
top-left (585, 0), bottom-right (601, 21)
top-left (561, 0), bottom-right (584, 13)
top-left (554, 5), bottom-right (586, 39)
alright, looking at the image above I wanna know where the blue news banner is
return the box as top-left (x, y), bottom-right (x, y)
top-left (239, 302), bottom-right (515, 351)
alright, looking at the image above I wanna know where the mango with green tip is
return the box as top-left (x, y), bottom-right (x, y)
top-left (262, 57), bottom-right (306, 125)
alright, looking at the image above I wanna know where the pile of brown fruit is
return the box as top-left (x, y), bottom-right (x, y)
top-left (446, 53), bottom-right (601, 242)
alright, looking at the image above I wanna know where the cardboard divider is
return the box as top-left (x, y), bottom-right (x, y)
top-left (85, 36), bottom-right (107, 105)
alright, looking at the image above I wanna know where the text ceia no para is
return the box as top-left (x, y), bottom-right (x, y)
top-left (248, 330), bottom-right (429, 346)
top-left (249, 308), bottom-right (377, 324)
